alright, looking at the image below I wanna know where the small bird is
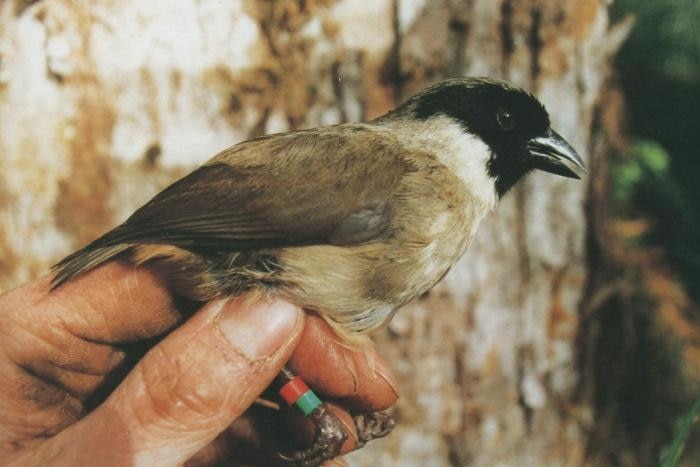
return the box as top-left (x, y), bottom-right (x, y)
top-left (52, 77), bottom-right (585, 465)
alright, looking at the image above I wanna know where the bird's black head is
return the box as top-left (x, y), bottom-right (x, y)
top-left (392, 78), bottom-right (585, 196)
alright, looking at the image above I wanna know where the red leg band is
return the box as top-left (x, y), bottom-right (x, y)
top-left (279, 376), bottom-right (311, 406)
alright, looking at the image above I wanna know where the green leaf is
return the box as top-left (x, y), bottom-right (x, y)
top-left (632, 140), bottom-right (670, 173)
top-left (613, 162), bottom-right (642, 202)
top-left (659, 395), bottom-right (700, 467)
top-left (612, 139), bottom-right (670, 202)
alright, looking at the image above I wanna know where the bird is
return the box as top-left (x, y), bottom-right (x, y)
top-left (51, 77), bottom-right (585, 466)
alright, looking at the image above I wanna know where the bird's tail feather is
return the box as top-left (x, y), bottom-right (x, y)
top-left (51, 243), bottom-right (131, 289)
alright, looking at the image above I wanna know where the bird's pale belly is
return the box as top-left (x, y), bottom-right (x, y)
top-left (276, 212), bottom-right (471, 340)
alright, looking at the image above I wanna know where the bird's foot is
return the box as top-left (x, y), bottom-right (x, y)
top-left (353, 408), bottom-right (396, 448)
top-left (278, 403), bottom-right (347, 467)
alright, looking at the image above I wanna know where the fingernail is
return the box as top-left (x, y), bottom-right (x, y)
top-left (368, 352), bottom-right (400, 399)
top-left (217, 299), bottom-right (301, 359)
top-left (324, 457), bottom-right (348, 467)
top-left (376, 363), bottom-right (400, 399)
top-left (339, 415), bottom-right (359, 446)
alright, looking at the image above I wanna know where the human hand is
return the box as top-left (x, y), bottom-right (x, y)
top-left (0, 262), bottom-right (398, 466)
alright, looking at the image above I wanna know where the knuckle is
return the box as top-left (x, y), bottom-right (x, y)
top-left (136, 344), bottom-right (231, 427)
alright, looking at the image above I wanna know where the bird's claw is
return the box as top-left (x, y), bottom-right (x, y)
top-left (278, 404), bottom-right (347, 467)
top-left (354, 408), bottom-right (396, 447)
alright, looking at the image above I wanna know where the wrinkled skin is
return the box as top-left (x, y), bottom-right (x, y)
top-left (0, 262), bottom-right (398, 466)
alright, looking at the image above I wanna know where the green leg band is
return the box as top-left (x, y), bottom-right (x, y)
top-left (295, 390), bottom-right (322, 416)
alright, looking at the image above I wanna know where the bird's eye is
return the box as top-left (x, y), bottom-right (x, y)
top-left (496, 108), bottom-right (516, 131)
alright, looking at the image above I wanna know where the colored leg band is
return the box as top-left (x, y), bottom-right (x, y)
top-left (278, 376), bottom-right (322, 416)
top-left (295, 390), bottom-right (323, 416)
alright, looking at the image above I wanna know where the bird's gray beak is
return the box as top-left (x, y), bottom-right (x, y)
top-left (526, 129), bottom-right (587, 179)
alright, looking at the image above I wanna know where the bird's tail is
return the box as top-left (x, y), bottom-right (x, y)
top-left (51, 243), bottom-right (131, 290)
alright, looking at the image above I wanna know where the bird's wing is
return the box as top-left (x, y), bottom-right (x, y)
top-left (53, 126), bottom-right (409, 285)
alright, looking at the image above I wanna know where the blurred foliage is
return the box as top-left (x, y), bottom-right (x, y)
top-left (613, 140), bottom-right (670, 202)
top-left (614, 0), bottom-right (700, 83)
top-left (582, 2), bottom-right (700, 466)
top-left (612, 0), bottom-right (700, 305)
top-left (660, 396), bottom-right (700, 467)
top-left (612, 139), bottom-right (700, 302)
top-left (584, 280), bottom-right (694, 466)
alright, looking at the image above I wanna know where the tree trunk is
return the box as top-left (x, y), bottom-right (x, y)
top-left (0, 0), bottom-right (630, 465)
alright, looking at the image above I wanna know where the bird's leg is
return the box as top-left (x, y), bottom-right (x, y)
top-left (353, 408), bottom-right (396, 448)
top-left (276, 366), bottom-right (347, 467)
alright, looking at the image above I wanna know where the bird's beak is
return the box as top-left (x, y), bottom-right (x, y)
top-left (526, 129), bottom-right (587, 179)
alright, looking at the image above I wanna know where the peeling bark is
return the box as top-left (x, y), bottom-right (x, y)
top-left (0, 1), bottom-right (630, 465)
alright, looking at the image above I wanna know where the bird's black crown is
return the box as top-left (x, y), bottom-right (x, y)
top-left (390, 78), bottom-right (553, 196)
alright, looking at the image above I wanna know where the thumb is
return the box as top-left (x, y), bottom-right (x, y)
top-left (47, 297), bottom-right (303, 466)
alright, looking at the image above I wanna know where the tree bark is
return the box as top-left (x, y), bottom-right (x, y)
top-left (0, 0), bottom-right (630, 465)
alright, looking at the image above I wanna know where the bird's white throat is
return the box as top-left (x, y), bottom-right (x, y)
top-left (388, 115), bottom-right (498, 213)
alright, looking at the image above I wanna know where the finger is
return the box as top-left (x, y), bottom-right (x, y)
top-left (326, 458), bottom-right (350, 467)
top-left (286, 402), bottom-right (360, 452)
top-left (44, 261), bottom-right (185, 343)
top-left (0, 263), bottom-right (178, 444)
top-left (23, 297), bottom-right (303, 466)
top-left (177, 316), bottom-right (396, 465)
top-left (185, 403), bottom-right (356, 466)
top-left (288, 315), bottom-right (399, 412)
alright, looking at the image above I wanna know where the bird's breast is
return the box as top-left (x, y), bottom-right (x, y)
top-left (408, 209), bottom-right (474, 296)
